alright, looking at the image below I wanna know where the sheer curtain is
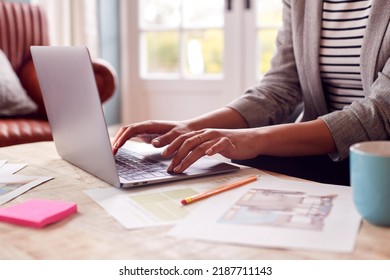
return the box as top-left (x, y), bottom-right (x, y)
top-left (31, 0), bottom-right (99, 57)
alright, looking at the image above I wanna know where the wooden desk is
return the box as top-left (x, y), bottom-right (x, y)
top-left (0, 141), bottom-right (389, 260)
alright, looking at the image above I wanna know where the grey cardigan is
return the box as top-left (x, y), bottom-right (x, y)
top-left (228, 0), bottom-right (390, 161)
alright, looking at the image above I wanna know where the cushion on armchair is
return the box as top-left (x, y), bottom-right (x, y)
top-left (0, 50), bottom-right (37, 117)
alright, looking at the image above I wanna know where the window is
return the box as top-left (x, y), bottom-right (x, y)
top-left (120, 0), bottom-right (283, 123)
top-left (139, 0), bottom-right (225, 78)
top-left (256, 0), bottom-right (283, 76)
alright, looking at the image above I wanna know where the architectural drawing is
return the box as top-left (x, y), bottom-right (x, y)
top-left (220, 189), bottom-right (337, 231)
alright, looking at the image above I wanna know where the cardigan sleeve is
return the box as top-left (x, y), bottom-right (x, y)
top-left (320, 57), bottom-right (390, 161)
top-left (227, 0), bottom-right (303, 127)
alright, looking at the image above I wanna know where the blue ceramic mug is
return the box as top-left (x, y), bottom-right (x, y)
top-left (350, 141), bottom-right (390, 226)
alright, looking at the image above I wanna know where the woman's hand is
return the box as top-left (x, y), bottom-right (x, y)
top-left (162, 128), bottom-right (262, 173)
top-left (112, 120), bottom-right (196, 154)
top-left (112, 108), bottom-right (250, 155)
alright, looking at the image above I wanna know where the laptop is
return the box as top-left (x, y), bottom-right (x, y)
top-left (30, 46), bottom-right (239, 188)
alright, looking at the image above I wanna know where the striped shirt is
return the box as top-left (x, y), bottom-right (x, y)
top-left (320, 0), bottom-right (372, 112)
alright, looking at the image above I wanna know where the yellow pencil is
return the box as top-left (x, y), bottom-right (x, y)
top-left (181, 175), bottom-right (260, 205)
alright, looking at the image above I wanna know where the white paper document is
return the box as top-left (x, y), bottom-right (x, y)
top-left (169, 171), bottom-right (361, 253)
top-left (0, 175), bottom-right (53, 205)
top-left (84, 168), bottom-right (260, 229)
top-left (0, 163), bottom-right (27, 176)
top-left (0, 161), bottom-right (52, 205)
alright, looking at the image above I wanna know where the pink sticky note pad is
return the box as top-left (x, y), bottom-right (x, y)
top-left (0, 199), bottom-right (77, 228)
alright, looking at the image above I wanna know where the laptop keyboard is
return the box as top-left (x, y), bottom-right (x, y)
top-left (115, 149), bottom-right (171, 181)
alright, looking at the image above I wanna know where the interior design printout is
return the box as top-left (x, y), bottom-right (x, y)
top-left (169, 172), bottom-right (361, 253)
top-left (84, 168), bottom-right (260, 229)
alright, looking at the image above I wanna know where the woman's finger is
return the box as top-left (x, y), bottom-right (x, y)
top-left (152, 128), bottom-right (186, 148)
top-left (167, 133), bottom-right (207, 171)
top-left (112, 121), bottom-right (174, 152)
top-left (162, 131), bottom-right (199, 158)
top-left (112, 125), bottom-right (135, 153)
top-left (171, 141), bottom-right (212, 173)
top-left (206, 137), bottom-right (236, 157)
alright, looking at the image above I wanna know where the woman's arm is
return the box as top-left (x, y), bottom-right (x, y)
top-left (254, 118), bottom-right (337, 157)
top-left (163, 118), bottom-right (337, 173)
top-left (320, 57), bottom-right (390, 161)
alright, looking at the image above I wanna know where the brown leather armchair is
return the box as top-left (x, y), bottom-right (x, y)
top-left (0, 2), bottom-right (116, 147)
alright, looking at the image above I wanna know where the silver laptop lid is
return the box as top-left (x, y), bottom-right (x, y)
top-left (31, 46), bottom-right (121, 187)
